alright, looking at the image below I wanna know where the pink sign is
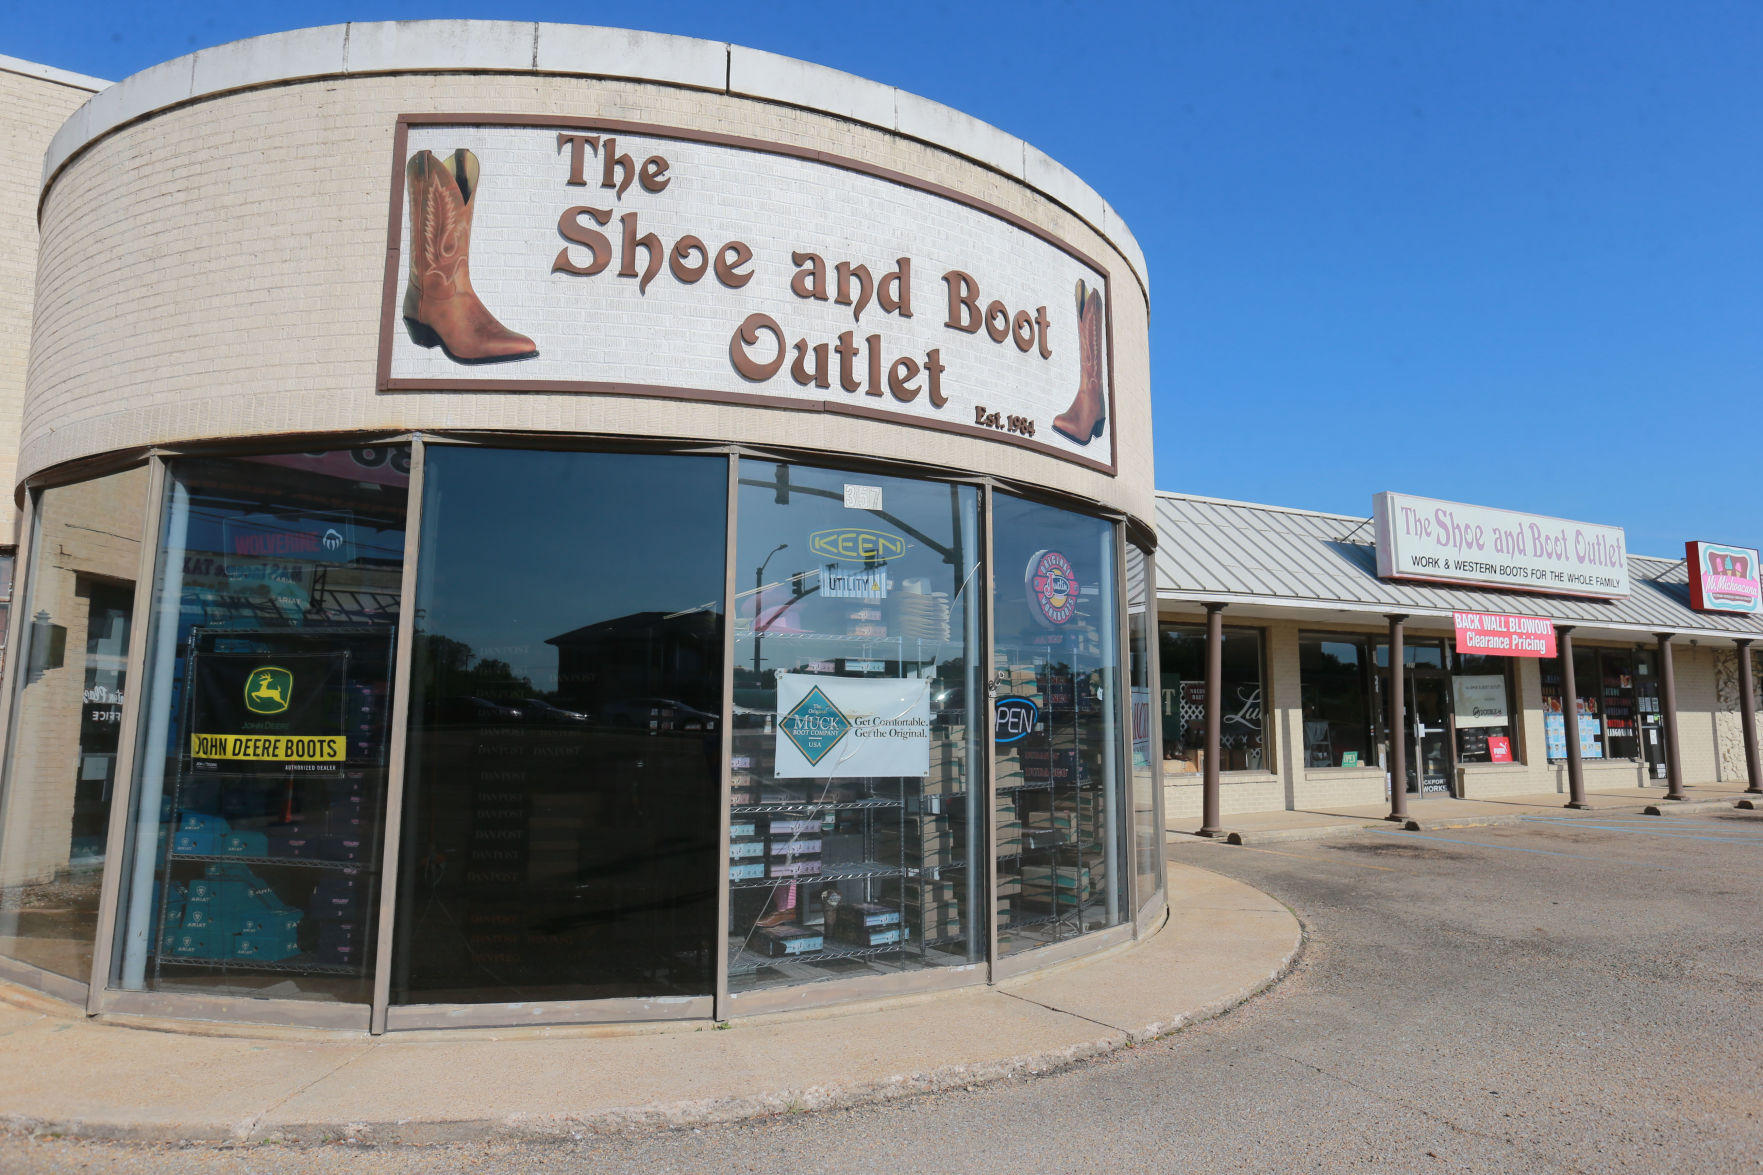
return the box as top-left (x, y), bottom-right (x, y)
top-left (1686, 541), bottom-right (1762, 615)
top-left (1452, 611), bottom-right (1556, 658)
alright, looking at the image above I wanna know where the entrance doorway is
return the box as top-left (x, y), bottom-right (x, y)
top-left (1374, 639), bottom-right (1457, 797)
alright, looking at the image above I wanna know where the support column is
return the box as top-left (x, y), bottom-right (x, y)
top-left (1558, 626), bottom-right (1589, 810)
top-left (1386, 614), bottom-right (1409, 822)
top-left (1197, 603), bottom-right (1226, 837)
top-left (1656, 633), bottom-right (1685, 801)
top-left (1738, 640), bottom-right (1763, 796)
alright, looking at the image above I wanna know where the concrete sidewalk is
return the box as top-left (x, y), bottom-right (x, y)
top-left (1174, 781), bottom-right (1756, 845)
top-left (0, 861), bottom-right (1300, 1145)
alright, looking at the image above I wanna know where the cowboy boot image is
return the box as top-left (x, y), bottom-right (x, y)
top-left (1052, 279), bottom-right (1106, 444)
top-left (402, 149), bottom-right (539, 364)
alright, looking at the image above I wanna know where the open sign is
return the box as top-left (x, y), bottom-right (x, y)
top-left (995, 696), bottom-right (1039, 743)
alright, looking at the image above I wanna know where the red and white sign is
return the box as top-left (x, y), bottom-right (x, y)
top-left (1452, 611), bottom-right (1556, 658)
top-left (1686, 541), bottom-right (1762, 615)
top-left (1487, 736), bottom-right (1513, 763)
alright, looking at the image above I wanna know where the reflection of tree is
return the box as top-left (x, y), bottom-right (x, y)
top-left (414, 632), bottom-right (534, 701)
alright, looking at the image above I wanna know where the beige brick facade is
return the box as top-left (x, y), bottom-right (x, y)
top-left (0, 59), bottom-right (105, 541)
top-left (23, 35), bottom-right (1152, 531)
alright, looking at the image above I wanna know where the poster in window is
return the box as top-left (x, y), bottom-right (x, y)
top-left (187, 650), bottom-right (350, 777)
top-left (1452, 675), bottom-right (1509, 728)
top-left (774, 672), bottom-right (930, 778)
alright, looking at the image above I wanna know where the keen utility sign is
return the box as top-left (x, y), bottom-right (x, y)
top-left (379, 119), bottom-right (1117, 475)
top-left (188, 649), bottom-right (350, 776)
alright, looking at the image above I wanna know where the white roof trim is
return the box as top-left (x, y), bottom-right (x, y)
top-left (0, 53), bottom-right (108, 93)
top-left (36, 21), bottom-right (1146, 298)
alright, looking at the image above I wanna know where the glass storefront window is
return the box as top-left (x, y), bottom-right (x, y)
top-left (1541, 646), bottom-right (1644, 762)
top-left (0, 468), bottom-right (148, 983)
top-left (729, 462), bottom-right (981, 992)
top-left (110, 450), bottom-right (408, 1003)
top-left (1159, 624), bottom-right (1267, 775)
top-left (1300, 634), bottom-right (1375, 769)
top-left (1126, 546), bottom-right (1160, 914)
top-left (0, 548), bottom-right (15, 678)
top-left (393, 448), bottom-right (726, 1005)
top-left (1449, 653), bottom-right (1518, 765)
top-left (992, 492), bottom-right (1126, 956)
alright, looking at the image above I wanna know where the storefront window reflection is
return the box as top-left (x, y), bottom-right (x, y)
top-left (1126, 546), bottom-right (1160, 913)
top-left (1160, 625), bottom-right (1266, 774)
top-left (110, 450), bottom-right (408, 1003)
top-left (1300, 634), bottom-right (1375, 769)
top-left (393, 448), bottom-right (726, 1005)
top-left (0, 468), bottom-right (147, 983)
top-left (993, 493), bottom-right (1126, 956)
top-left (729, 463), bottom-right (981, 992)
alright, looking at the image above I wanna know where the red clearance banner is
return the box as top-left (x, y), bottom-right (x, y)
top-left (1452, 611), bottom-right (1556, 658)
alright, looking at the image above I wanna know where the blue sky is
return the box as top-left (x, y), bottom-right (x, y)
top-left (8, 1), bottom-right (1759, 557)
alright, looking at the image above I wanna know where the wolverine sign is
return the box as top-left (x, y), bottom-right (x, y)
top-left (378, 116), bottom-right (1117, 473)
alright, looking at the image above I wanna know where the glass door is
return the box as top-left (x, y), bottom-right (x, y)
top-left (1408, 671), bottom-right (1455, 796)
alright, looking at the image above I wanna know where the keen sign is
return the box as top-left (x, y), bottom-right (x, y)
top-left (1374, 492), bottom-right (1630, 600)
top-left (380, 118), bottom-right (1116, 473)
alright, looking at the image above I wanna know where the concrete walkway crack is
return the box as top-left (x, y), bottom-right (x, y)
top-left (995, 989), bottom-right (1130, 1036)
top-left (1265, 1048), bottom-right (1597, 1175)
top-left (240, 1044), bottom-right (377, 1143)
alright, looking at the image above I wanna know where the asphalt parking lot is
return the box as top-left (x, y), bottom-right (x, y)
top-left (6, 808), bottom-right (1761, 1174)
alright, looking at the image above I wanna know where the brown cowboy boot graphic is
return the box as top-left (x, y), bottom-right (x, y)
top-left (403, 149), bottom-right (539, 365)
top-left (1052, 279), bottom-right (1105, 444)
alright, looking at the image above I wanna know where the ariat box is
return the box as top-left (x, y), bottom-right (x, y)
top-left (757, 926), bottom-right (824, 957)
top-left (219, 830), bottom-right (270, 857)
top-left (729, 862), bottom-right (765, 881)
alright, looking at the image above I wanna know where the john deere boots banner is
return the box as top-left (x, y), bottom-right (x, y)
top-left (379, 118), bottom-right (1116, 472)
top-left (188, 651), bottom-right (350, 776)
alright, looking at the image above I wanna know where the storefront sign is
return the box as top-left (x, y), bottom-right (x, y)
top-left (1026, 550), bottom-right (1079, 626)
top-left (1374, 493), bottom-right (1629, 599)
top-left (1686, 541), bottom-right (1761, 614)
top-left (774, 672), bottom-right (930, 778)
top-left (187, 650), bottom-right (349, 776)
top-left (381, 119), bottom-right (1116, 473)
top-left (1452, 610), bottom-right (1557, 658)
top-left (1487, 736), bottom-right (1513, 763)
top-left (996, 696), bottom-right (1040, 743)
top-left (1452, 675), bottom-right (1510, 728)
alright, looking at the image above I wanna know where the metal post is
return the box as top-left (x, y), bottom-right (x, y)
top-left (1656, 633), bottom-right (1685, 801)
top-left (1738, 640), bottom-right (1763, 796)
top-left (1386, 615), bottom-right (1409, 822)
top-left (1558, 627), bottom-right (1589, 809)
top-left (1197, 603), bottom-right (1225, 837)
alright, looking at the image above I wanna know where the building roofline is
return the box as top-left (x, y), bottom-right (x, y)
top-left (0, 53), bottom-right (109, 93)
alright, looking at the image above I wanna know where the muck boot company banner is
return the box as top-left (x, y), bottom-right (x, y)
top-left (379, 118), bottom-right (1116, 473)
top-left (188, 651), bottom-right (350, 775)
top-left (774, 672), bottom-right (931, 778)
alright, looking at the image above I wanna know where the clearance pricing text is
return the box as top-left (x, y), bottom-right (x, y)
top-left (190, 733), bottom-right (346, 762)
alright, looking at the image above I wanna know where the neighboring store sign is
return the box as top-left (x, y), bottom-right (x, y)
top-left (1452, 610), bottom-right (1557, 658)
top-left (381, 119), bottom-right (1116, 473)
top-left (1686, 541), bottom-right (1761, 614)
top-left (1452, 675), bottom-right (1510, 728)
top-left (1374, 493), bottom-right (1629, 599)
top-left (187, 650), bottom-right (349, 776)
top-left (774, 672), bottom-right (930, 778)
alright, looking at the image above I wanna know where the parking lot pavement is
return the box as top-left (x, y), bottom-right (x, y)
top-left (5, 809), bottom-right (1762, 1174)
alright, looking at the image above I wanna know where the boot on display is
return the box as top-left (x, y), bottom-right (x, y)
top-left (402, 148), bottom-right (539, 365)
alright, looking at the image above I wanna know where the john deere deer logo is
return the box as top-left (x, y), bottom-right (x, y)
top-left (245, 667), bottom-right (293, 715)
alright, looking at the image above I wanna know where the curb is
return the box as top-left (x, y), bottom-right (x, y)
top-left (1174, 796), bottom-right (1750, 847)
top-left (0, 874), bottom-right (1304, 1146)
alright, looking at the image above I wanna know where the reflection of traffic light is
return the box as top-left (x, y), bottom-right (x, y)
top-left (793, 570), bottom-right (809, 599)
top-left (773, 463), bottom-right (790, 505)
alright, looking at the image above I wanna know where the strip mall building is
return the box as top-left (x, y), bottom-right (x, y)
top-left (0, 24), bottom-right (1757, 1033)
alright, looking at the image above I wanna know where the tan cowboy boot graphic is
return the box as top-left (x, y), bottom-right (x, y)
top-left (1052, 279), bottom-right (1106, 444)
top-left (402, 149), bottom-right (539, 365)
